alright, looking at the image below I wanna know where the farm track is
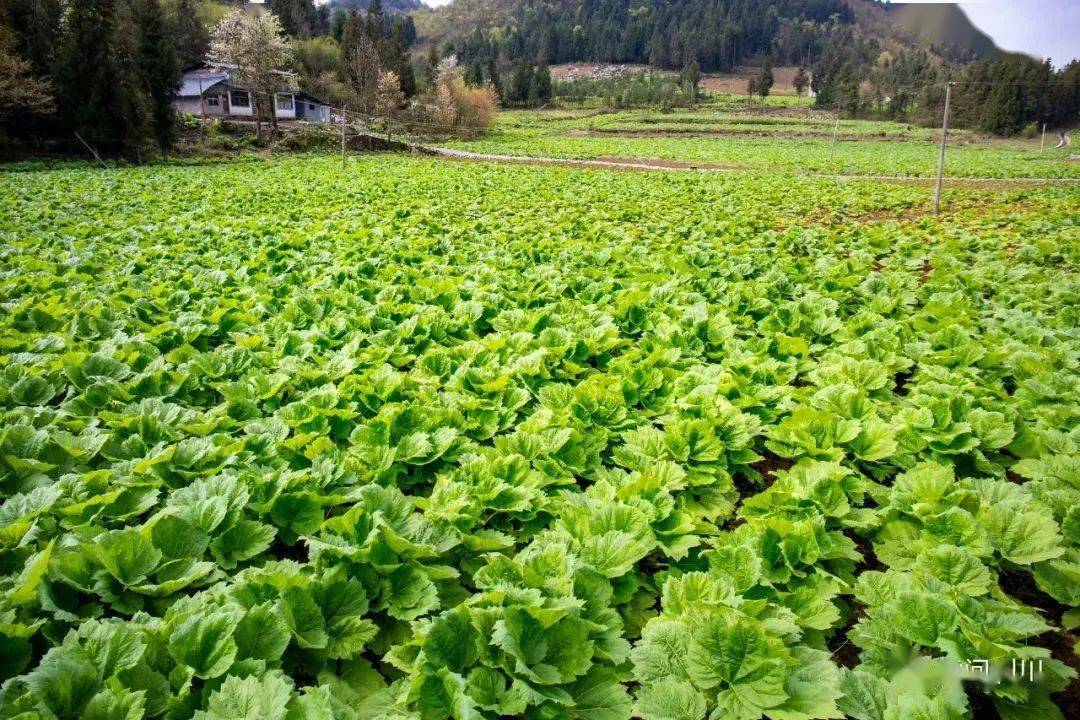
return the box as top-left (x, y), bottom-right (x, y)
top-left (569, 128), bottom-right (936, 142)
top-left (426, 146), bottom-right (1080, 186)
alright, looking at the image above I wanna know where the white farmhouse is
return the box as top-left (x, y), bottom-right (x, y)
top-left (174, 63), bottom-right (332, 123)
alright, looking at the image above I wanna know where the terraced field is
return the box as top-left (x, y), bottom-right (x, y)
top-left (0, 152), bottom-right (1077, 720)
top-left (444, 109), bottom-right (1080, 180)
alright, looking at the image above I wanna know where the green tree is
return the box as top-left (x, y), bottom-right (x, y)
top-left (53, 0), bottom-right (149, 157)
top-left (293, 37), bottom-right (345, 106)
top-left (425, 44), bottom-right (440, 89)
top-left (530, 61), bottom-right (551, 105)
top-left (680, 57), bottom-right (701, 107)
top-left (168, 0), bottom-right (209, 68)
top-left (329, 8), bottom-right (347, 42)
top-left (836, 62), bottom-right (862, 115)
top-left (465, 61), bottom-right (483, 86)
top-left (268, 0), bottom-right (317, 39)
top-left (388, 18), bottom-right (415, 97)
top-left (793, 66), bottom-right (809, 97)
top-left (485, 56), bottom-right (501, 99)
top-left (137, 0), bottom-right (180, 158)
top-left (509, 60), bottom-right (531, 105)
top-left (340, 9), bottom-right (380, 111)
top-left (0, 0), bottom-right (63, 73)
top-left (755, 59), bottom-right (774, 105)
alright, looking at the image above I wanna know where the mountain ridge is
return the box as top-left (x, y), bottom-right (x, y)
top-left (881, 2), bottom-right (1000, 59)
top-left (413, 0), bottom-right (1004, 66)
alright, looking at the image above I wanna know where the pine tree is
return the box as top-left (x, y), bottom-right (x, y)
top-left (170, 0), bottom-right (209, 68)
top-left (793, 66), bottom-right (809, 97)
top-left (396, 55), bottom-right (417, 99)
top-left (137, 0), bottom-right (180, 158)
top-left (6, 0), bottom-right (65, 74)
top-left (755, 59), bottom-right (774, 104)
top-left (485, 57), bottom-right (502, 99)
top-left (341, 8), bottom-right (381, 109)
top-left (366, 0), bottom-right (383, 26)
top-left (109, 0), bottom-right (152, 158)
top-left (426, 44), bottom-right (441, 89)
top-left (389, 20), bottom-right (415, 97)
top-left (680, 58), bottom-right (700, 106)
top-left (466, 61), bottom-right (484, 86)
top-left (509, 60), bottom-right (531, 105)
top-left (330, 9), bottom-right (347, 42)
top-left (268, 0), bottom-right (317, 39)
top-left (531, 61), bottom-right (551, 105)
top-left (54, 0), bottom-right (149, 157)
top-left (836, 62), bottom-right (861, 115)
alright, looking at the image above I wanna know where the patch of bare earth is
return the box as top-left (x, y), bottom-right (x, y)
top-left (700, 65), bottom-right (802, 96)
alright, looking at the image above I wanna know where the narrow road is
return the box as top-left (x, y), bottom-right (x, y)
top-left (426, 146), bottom-right (1080, 186)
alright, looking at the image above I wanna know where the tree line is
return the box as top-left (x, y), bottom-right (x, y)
top-left (808, 21), bottom-right (1080, 135)
top-left (445, 0), bottom-right (853, 74)
top-left (0, 0), bottom-right (432, 158)
top-left (1, 0), bottom-right (187, 158)
top-left (442, 0), bottom-right (1078, 134)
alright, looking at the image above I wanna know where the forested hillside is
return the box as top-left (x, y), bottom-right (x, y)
top-left (416, 0), bottom-right (861, 72)
top-left (415, 0), bottom-right (1078, 133)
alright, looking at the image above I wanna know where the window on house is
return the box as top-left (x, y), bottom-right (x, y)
top-left (309, 103), bottom-right (316, 110)
top-left (230, 91), bottom-right (250, 108)
top-left (206, 96), bottom-right (220, 107)
top-left (276, 94), bottom-right (294, 111)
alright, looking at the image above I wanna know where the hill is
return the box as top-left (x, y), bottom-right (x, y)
top-left (330, 0), bottom-right (424, 14)
top-left (884, 2), bottom-right (1000, 59)
top-left (413, 0), bottom-right (1002, 69)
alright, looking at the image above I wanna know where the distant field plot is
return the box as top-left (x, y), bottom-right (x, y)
top-left (0, 154), bottom-right (1077, 720)
top-left (445, 108), bottom-right (1079, 179)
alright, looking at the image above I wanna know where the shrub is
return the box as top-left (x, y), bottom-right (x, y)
top-left (422, 56), bottom-right (499, 136)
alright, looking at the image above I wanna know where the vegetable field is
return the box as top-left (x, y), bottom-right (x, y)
top-left (0, 155), bottom-right (1078, 720)
top-left (446, 110), bottom-right (1080, 180)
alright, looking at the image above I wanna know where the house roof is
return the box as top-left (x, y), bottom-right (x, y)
top-left (179, 61), bottom-right (302, 97)
top-left (295, 91), bottom-right (331, 106)
top-left (179, 73), bottom-right (229, 97)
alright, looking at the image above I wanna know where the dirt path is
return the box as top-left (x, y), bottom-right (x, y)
top-left (426, 146), bottom-right (1080, 186)
top-left (570, 128), bottom-right (934, 143)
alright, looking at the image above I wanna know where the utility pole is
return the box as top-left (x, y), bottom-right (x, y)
top-left (830, 96), bottom-right (842, 162)
top-left (340, 109), bottom-right (346, 170)
top-left (933, 81), bottom-right (954, 215)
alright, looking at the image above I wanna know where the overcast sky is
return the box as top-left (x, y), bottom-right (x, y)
top-left (894, 1), bottom-right (1078, 65)
top-left (419, 0), bottom-right (1078, 66)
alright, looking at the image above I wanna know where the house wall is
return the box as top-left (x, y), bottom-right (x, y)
top-left (203, 94), bottom-right (227, 115)
top-left (174, 97), bottom-right (203, 116)
top-left (227, 90), bottom-right (253, 117)
top-left (297, 101), bottom-right (331, 123)
top-left (274, 93), bottom-right (296, 120)
top-left (174, 95), bottom-right (229, 117)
